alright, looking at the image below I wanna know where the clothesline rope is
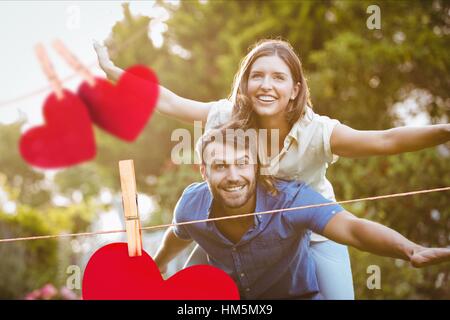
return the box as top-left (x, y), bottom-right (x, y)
top-left (0, 186), bottom-right (448, 244)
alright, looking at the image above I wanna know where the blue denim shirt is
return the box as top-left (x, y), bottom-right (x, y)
top-left (172, 179), bottom-right (343, 299)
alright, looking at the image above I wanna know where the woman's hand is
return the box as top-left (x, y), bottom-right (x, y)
top-left (92, 40), bottom-right (213, 123)
top-left (93, 40), bottom-right (124, 81)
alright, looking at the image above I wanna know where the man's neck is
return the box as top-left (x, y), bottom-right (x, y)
top-left (211, 192), bottom-right (257, 244)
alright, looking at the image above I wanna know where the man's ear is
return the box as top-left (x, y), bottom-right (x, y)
top-left (200, 164), bottom-right (207, 180)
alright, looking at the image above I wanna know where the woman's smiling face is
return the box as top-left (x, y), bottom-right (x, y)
top-left (247, 55), bottom-right (300, 120)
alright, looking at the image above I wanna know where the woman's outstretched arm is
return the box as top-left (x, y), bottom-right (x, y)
top-left (330, 123), bottom-right (450, 158)
top-left (93, 41), bottom-right (213, 124)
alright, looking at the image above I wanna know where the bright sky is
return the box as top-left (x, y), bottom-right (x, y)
top-left (0, 1), bottom-right (170, 126)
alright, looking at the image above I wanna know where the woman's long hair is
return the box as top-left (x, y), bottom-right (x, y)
top-left (229, 39), bottom-right (312, 129)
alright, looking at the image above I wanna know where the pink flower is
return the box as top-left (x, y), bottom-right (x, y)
top-left (40, 284), bottom-right (57, 300)
top-left (59, 286), bottom-right (78, 300)
top-left (24, 289), bottom-right (41, 300)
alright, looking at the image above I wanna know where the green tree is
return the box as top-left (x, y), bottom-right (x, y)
top-left (0, 123), bottom-right (50, 208)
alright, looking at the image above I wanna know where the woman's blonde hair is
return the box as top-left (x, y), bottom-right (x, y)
top-left (229, 39), bottom-right (312, 129)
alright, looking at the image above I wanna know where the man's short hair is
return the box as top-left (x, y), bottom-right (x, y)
top-left (196, 122), bottom-right (258, 166)
top-left (195, 121), bottom-right (278, 195)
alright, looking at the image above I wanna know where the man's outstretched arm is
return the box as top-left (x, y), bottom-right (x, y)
top-left (154, 227), bottom-right (193, 274)
top-left (322, 211), bottom-right (450, 267)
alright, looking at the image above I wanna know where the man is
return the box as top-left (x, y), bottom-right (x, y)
top-left (154, 125), bottom-right (450, 299)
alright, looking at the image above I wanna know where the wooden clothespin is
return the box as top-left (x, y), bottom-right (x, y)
top-left (52, 39), bottom-right (96, 87)
top-left (119, 160), bottom-right (142, 257)
top-left (34, 43), bottom-right (64, 100)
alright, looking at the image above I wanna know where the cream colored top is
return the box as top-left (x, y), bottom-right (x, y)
top-left (205, 99), bottom-right (341, 242)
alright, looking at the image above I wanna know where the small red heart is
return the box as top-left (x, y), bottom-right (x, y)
top-left (82, 243), bottom-right (240, 300)
top-left (19, 90), bottom-right (96, 169)
top-left (78, 65), bottom-right (159, 142)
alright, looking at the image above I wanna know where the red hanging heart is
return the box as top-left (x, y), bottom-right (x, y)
top-left (19, 90), bottom-right (96, 169)
top-left (78, 65), bottom-right (159, 142)
top-left (82, 243), bottom-right (240, 300)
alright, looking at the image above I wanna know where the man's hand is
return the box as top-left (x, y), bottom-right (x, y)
top-left (157, 263), bottom-right (168, 279)
top-left (410, 247), bottom-right (450, 268)
top-left (155, 257), bottom-right (168, 275)
top-left (159, 264), bottom-right (168, 275)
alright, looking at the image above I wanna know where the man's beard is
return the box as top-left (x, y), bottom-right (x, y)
top-left (210, 178), bottom-right (257, 210)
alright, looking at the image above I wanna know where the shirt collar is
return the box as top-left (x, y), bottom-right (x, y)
top-left (287, 120), bottom-right (300, 142)
top-left (287, 105), bottom-right (314, 142)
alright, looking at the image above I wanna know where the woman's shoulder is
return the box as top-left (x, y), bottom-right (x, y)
top-left (292, 106), bottom-right (341, 139)
top-left (299, 105), bottom-right (340, 126)
top-left (289, 105), bottom-right (341, 163)
top-left (205, 99), bottom-right (233, 130)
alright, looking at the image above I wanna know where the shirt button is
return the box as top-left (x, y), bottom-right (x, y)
top-left (240, 273), bottom-right (245, 277)
top-left (232, 247), bottom-right (237, 252)
top-left (245, 288), bottom-right (250, 292)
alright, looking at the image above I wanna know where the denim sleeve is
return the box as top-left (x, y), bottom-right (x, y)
top-left (171, 196), bottom-right (192, 241)
top-left (286, 184), bottom-right (344, 234)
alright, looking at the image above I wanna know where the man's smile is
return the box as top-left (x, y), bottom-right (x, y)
top-left (221, 184), bottom-right (246, 193)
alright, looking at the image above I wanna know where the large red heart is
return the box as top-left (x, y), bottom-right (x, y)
top-left (82, 243), bottom-right (240, 300)
top-left (78, 65), bottom-right (159, 142)
top-left (19, 90), bottom-right (96, 169)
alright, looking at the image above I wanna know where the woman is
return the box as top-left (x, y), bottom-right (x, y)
top-left (94, 39), bottom-right (450, 299)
